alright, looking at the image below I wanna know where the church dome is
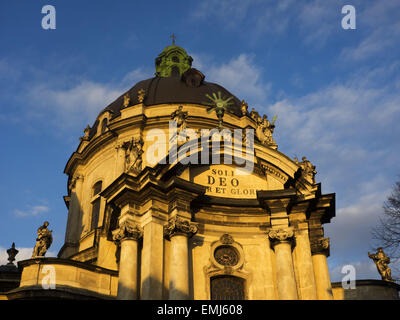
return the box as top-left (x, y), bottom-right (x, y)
top-left (103, 76), bottom-right (243, 118)
top-left (98, 44), bottom-right (243, 128)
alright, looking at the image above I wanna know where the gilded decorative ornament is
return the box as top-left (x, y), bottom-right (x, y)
top-left (204, 92), bottom-right (234, 129)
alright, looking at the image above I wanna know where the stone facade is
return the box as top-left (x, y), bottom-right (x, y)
top-left (2, 44), bottom-right (396, 300)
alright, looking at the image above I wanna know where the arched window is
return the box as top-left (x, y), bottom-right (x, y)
top-left (91, 181), bottom-right (102, 230)
top-left (101, 118), bottom-right (108, 134)
top-left (172, 56), bottom-right (180, 63)
top-left (210, 276), bottom-right (245, 300)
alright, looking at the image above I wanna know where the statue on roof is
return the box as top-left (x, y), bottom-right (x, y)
top-left (171, 105), bottom-right (188, 134)
top-left (240, 100), bottom-right (248, 116)
top-left (138, 89), bottom-right (146, 104)
top-left (295, 156), bottom-right (317, 184)
top-left (255, 114), bottom-right (276, 146)
top-left (32, 221), bottom-right (53, 258)
top-left (369, 248), bottom-right (394, 282)
top-left (123, 93), bottom-right (131, 108)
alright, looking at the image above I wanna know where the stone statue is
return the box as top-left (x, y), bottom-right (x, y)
top-left (171, 105), bottom-right (188, 134)
top-left (240, 100), bottom-right (248, 116)
top-left (250, 108), bottom-right (260, 123)
top-left (32, 222), bottom-right (53, 258)
top-left (123, 93), bottom-right (130, 108)
top-left (368, 248), bottom-right (393, 282)
top-left (255, 114), bottom-right (276, 146)
top-left (295, 156), bottom-right (317, 184)
top-left (138, 89), bottom-right (146, 103)
top-left (124, 137), bottom-right (144, 175)
top-left (80, 125), bottom-right (91, 142)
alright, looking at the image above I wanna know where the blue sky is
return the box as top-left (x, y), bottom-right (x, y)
top-left (1, 0), bottom-right (400, 282)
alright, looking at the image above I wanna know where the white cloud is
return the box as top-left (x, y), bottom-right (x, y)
top-left (267, 65), bottom-right (400, 183)
top-left (192, 0), bottom-right (341, 46)
top-left (121, 67), bottom-right (152, 87)
top-left (340, 22), bottom-right (400, 61)
top-left (201, 54), bottom-right (271, 106)
top-left (192, 0), bottom-right (254, 27)
top-left (263, 63), bottom-right (400, 275)
top-left (13, 205), bottom-right (50, 218)
top-left (330, 259), bottom-right (380, 283)
top-left (23, 67), bottom-right (152, 130)
top-left (340, 1), bottom-right (400, 61)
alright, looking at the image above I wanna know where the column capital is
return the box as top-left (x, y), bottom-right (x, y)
top-left (113, 220), bottom-right (143, 242)
top-left (310, 237), bottom-right (330, 256)
top-left (164, 216), bottom-right (198, 239)
top-left (268, 228), bottom-right (295, 246)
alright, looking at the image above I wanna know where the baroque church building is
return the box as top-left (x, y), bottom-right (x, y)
top-left (1, 44), bottom-right (399, 300)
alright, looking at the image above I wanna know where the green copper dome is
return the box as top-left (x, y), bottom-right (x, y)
top-left (155, 45), bottom-right (193, 78)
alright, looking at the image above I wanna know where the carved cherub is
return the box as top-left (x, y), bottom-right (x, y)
top-left (369, 248), bottom-right (393, 282)
top-left (32, 221), bottom-right (53, 258)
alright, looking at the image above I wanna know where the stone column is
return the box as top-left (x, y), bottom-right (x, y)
top-left (113, 220), bottom-right (143, 300)
top-left (141, 216), bottom-right (165, 300)
top-left (293, 225), bottom-right (317, 299)
top-left (164, 216), bottom-right (198, 300)
top-left (269, 228), bottom-right (298, 300)
top-left (311, 238), bottom-right (333, 300)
